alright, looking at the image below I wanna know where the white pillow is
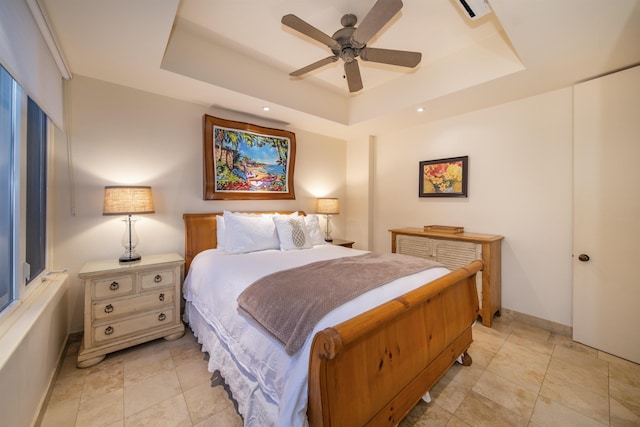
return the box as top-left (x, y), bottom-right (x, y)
top-left (273, 215), bottom-right (313, 250)
top-left (216, 215), bottom-right (226, 250)
top-left (223, 211), bottom-right (280, 254)
top-left (305, 215), bottom-right (327, 245)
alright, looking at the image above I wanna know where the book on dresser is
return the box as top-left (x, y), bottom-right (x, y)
top-left (389, 228), bottom-right (504, 327)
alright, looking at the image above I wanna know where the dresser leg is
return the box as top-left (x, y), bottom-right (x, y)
top-left (163, 330), bottom-right (185, 341)
top-left (76, 354), bottom-right (106, 369)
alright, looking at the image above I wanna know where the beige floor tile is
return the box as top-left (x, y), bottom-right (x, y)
top-left (545, 356), bottom-right (609, 398)
top-left (40, 396), bottom-right (80, 427)
top-left (609, 357), bottom-right (640, 389)
top-left (48, 371), bottom-right (86, 405)
top-left (193, 404), bottom-right (243, 427)
top-left (81, 360), bottom-right (124, 403)
top-left (551, 345), bottom-right (609, 376)
top-left (548, 333), bottom-right (599, 357)
top-left (610, 396), bottom-right (640, 427)
top-left (183, 382), bottom-right (233, 424)
top-left (472, 324), bottom-right (509, 354)
top-left (539, 374), bottom-right (609, 425)
top-left (610, 376), bottom-right (640, 411)
top-left (170, 340), bottom-right (207, 368)
top-left (444, 414), bottom-right (472, 426)
top-left (124, 394), bottom-right (192, 427)
top-left (123, 348), bottom-right (174, 387)
top-left (507, 321), bottom-right (551, 344)
top-left (176, 359), bottom-right (211, 392)
top-left (454, 390), bottom-right (528, 427)
top-left (41, 314), bottom-right (635, 427)
top-left (124, 370), bottom-right (182, 417)
top-left (429, 375), bottom-right (473, 415)
top-left (465, 342), bottom-right (497, 369)
top-left (399, 400), bottom-right (452, 426)
top-left (473, 370), bottom-right (537, 419)
top-left (529, 395), bottom-right (607, 427)
top-left (76, 388), bottom-right (124, 427)
top-left (486, 351), bottom-right (546, 395)
top-left (441, 359), bottom-right (485, 389)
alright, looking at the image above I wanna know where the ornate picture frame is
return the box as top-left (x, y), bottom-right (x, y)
top-left (419, 156), bottom-right (468, 197)
top-left (203, 115), bottom-right (296, 200)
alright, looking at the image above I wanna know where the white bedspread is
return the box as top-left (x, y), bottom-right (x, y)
top-left (183, 245), bottom-right (450, 426)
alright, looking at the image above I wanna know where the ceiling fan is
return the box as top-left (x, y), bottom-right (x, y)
top-left (281, 0), bottom-right (421, 93)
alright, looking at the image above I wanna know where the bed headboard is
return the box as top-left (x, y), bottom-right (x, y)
top-left (183, 211), bottom-right (304, 273)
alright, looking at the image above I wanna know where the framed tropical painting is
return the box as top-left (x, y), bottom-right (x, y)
top-left (419, 156), bottom-right (468, 197)
top-left (203, 115), bottom-right (296, 200)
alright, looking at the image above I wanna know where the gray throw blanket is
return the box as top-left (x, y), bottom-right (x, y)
top-left (237, 252), bottom-right (444, 355)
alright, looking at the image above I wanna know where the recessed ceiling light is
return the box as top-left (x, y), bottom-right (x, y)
top-left (263, 106), bottom-right (270, 112)
top-left (417, 107), bottom-right (424, 113)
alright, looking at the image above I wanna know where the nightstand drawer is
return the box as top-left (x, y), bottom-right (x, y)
top-left (92, 289), bottom-right (174, 321)
top-left (93, 275), bottom-right (134, 299)
top-left (93, 308), bottom-right (176, 344)
top-left (140, 268), bottom-right (176, 290)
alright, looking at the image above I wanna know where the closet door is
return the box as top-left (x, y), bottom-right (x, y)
top-left (573, 65), bottom-right (640, 364)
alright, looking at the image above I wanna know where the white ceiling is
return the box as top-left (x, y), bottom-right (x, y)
top-left (41, 0), bottom-right (640, 139)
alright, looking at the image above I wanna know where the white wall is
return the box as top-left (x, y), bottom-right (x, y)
top-left (53, 76), bottom-right (347, 332)
top-left (0, 275), bottom-right (68, 427)
top-left (348, 88), bottom-right (574, 326)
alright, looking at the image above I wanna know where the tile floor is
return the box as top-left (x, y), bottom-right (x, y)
top-left (39, 313), bottom-right (640, 426)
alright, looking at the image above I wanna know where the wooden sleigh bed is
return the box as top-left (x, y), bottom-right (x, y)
top-left (183, 212), bottom-right (481, 426)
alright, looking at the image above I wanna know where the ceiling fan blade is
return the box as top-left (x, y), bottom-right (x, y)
top-left (344, 60), bottom-right (363, 93)
top-left (282, 14), bottom-right (339, 49)
top-left (351, 0), bottom-right (403, 47)
top-left (290, 56), bottom-right (339, 77)
top-left (360, 47), bottom-right (421, 68)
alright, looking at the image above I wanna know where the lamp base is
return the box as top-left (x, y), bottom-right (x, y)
top-left (324, 238), bottom-right (333, 242)
top-left (119, 254), bottom-right (141, 263)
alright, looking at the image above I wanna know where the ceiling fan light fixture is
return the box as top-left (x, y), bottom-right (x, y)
top-left (281, 0), bottom-right (421, 93)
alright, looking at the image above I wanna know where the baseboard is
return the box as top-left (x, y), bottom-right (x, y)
top-left (502, 308), bottom-right (572, 337)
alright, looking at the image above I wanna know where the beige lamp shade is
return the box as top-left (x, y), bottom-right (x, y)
top-left (103, 186), bottom-right (155, 215)
top-left (316, 198), bottom-right (339, 215)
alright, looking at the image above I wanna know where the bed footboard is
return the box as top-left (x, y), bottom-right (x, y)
top-left (307, 260), bottom-right (482, 426)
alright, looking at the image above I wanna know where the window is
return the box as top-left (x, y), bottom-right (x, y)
top-left (0, 64), bottom-right (49, 314)
top-left (26, 98), bottom-right (47, 284)
top-left (0, 65), bottom-right (14, 311)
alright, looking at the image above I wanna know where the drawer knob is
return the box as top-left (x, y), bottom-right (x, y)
top-left (104, 304), bottom-right (114, 314)
top-left (159, 293), bottom-right (165, 302)
top-left (104, 326), bottom-right (114, 335)
top-left (109, 281), bottom-right (119, 291)
top-left (158, 313), bottom-right (166, 321)
top-left (154, 275), bottom-right (163, 283)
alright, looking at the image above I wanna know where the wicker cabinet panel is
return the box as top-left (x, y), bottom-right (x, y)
top-left (391, 229), bottom-right (503, 327)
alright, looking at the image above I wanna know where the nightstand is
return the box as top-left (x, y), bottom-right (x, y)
top-left (330, 238), bottom-right (355, 248)
top-left (76, 253), bottom-right (185, 368)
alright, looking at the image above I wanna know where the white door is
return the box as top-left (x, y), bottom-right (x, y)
top-left (573, 65), bottom-right (640, 364)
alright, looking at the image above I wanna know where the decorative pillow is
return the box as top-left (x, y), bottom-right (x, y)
top-left (223, 211), bottom-right (281, 254)
top-left (216, 215), bottom-right (226, 250)
top-left (273, 215), bottom-right (313, 250)
top-left (305, 215), bottom-right (327, 245)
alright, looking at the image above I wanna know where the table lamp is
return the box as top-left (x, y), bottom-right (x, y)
top-left (103, 186), bottom-right (155, 263)
top-left (316, 198), bottom-right (339, 242)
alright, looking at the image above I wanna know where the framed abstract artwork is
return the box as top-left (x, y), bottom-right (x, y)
top-left (203, 115), bottom-right (296, 200)
top-left (419, 156), bottom-right (468, 197)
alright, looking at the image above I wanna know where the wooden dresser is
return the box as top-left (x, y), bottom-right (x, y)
top-left (76, 253), bottom-right (185, 367)
top-left (390, 228), bottom-right (504, 327)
